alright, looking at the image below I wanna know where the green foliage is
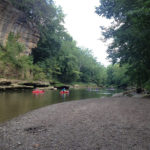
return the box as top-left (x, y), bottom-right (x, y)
top-left (9, 0), bottom-right (59, 26)
top-left (96, 0), bottom-right (150, 88)
top-left (0, 0), bottom-right (130, 87)
top-left (56, 37), bottom-right (80, 83)
top-left (59, 54), bottom-right (80, 83)
top-left (32, 65), bottom-right (46, 80)
top-left (10, 0), bottom-right (65, 64)
top-left (106, 64), bottom-right (130, 88)
top-left (4, 0), bottom-right (113, 86)
top-left (77, 48), bottom-right (107, 86)
top-left (0, 32), bottom-right (34, 79)
top-left (32, 31), bottom-right (107, 85)
top-left (1, 33), bottom-right (24, 65)
top-left (144, 80), bottom-right (150, 92)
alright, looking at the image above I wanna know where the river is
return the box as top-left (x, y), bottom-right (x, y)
top-left (0, 88), bottom-right (121, 123)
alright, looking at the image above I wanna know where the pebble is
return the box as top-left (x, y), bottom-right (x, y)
top-left (33, 144), bottom-right (40, 148)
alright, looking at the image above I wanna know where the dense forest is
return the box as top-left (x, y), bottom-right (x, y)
top-left (96, 0), bottom-right (150, 91)
top-left (0, 0), bottom-right (107, 86)
top-left (0, 0), bottom-right (149, 90)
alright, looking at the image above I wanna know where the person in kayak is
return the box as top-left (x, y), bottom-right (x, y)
top-left (60, 88), bottom-right (69, 94)
top-left (62, 88), bottom-right (66, 92)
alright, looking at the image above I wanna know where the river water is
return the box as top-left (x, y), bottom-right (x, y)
top-left (0, 88), bottom-right (121, 123)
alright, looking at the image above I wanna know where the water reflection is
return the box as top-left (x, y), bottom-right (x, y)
top-left (60, 93), bottom-right (69, 100)
top-left (0, 89), bottom-right (121, 123)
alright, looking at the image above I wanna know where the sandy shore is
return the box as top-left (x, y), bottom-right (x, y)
top-left (1, 97), bottom-right (150, 150)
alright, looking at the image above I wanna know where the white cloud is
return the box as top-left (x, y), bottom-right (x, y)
top-left (55, 0), bottom-right (112, 66)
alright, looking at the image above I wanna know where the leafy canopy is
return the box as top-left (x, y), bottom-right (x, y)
top-left (96, 0), bottom-right (150, 88)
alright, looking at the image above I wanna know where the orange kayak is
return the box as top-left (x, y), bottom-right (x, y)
top-left (60, 91), bottom-right (69, 94)
top-left (32, 90), bottom-right (45, 94)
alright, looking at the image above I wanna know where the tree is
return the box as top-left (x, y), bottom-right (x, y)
top-left (106, 64), bottom-right (129, 88)
top-left (9, 0), bottom-right (59, 26)
top-left (96, 0), bottom-right (150, 88)
top-left (6, 0), bottom-right (108, 85)
top-left (0, 32), bottom-right (33, 79)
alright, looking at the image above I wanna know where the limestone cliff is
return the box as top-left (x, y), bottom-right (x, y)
top-left (0, 0), bottom-right (39, 55)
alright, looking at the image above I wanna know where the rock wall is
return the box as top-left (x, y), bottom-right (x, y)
top-left (0, 0), bottom-right (39, 55)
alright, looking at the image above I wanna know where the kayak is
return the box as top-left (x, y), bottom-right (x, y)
top-left (60, 91), bottom-right (69, 94)
top-left (32, 90), bottom-right (45, 94)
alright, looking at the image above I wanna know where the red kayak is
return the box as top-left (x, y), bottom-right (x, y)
top-left (32, 90), bottom-right (45, 94)
top-left (60, 91), bottom-right (69, 94)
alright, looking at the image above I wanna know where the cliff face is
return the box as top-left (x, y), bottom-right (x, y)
top-left (0, 0), bottom-right (39, 55)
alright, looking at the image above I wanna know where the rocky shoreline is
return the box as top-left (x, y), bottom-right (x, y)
top-left (113, 88), bottom-right (150, 98)
top-left (0, 79), bottom-right (56, 91)
top-left (0, 79), bottom-right (97, 91)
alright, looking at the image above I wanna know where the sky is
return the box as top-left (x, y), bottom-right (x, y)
top-left (55, 0), bottom-right (112, 66)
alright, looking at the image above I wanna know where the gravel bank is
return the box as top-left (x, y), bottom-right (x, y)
top-left (0, 97), bottom-right (150, 150)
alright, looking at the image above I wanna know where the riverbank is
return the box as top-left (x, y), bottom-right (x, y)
top-left (1, 96), bottom-right (150, 149)
top-left (0, 78), bottom-right (99, 91)
top-left (0, 79), bottom-right (54, 90)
